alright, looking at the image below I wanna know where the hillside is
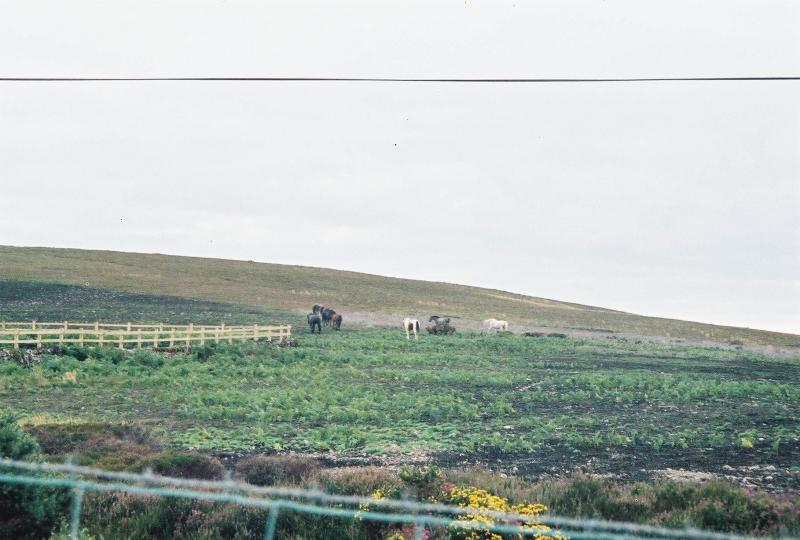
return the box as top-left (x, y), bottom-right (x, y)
top-left (0, 245), bottom-right (797, 347)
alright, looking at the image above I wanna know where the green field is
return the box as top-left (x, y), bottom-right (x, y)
top-left (1, 277), bottom-right (799, 490)
top-left (3, 325), bottom-right (798, 491)
top-left (2, 269), bottom-right (800, 538)
top-left (2, 245), bottom-right (798, 347)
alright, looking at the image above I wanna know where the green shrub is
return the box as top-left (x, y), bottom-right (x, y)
top-left (0, 411), bottom-right (69, 538)
top-left (235, 454), bottom-right (320, 486)
top-left (194, 344), bottom-right (219, 362)
top-left (129, 350), bottom-right (165, 368)
top-left (138, 451), bottom-right (224, 480)
top-left (63, 347), bottom-right (89, 361)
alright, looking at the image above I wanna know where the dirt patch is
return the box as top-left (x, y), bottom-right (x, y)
top-left (657, 468), bottom-right (717, 483)
top-left (206, 443), bottom-right (800, 495)
top-left (432, 443), bottom-right (800, 494)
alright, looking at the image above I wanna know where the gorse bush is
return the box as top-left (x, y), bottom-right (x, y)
top-left (0, 411), bottom-right (68, 539)
top-left (440, 485), bottom-right (564, 540)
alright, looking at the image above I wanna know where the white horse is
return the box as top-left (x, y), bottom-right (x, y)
top-left (403, 318), bottom-right (420, 340)
top-left (483, 318), bottom-right (509, 332)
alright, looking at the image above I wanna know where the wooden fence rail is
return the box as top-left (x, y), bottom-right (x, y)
top-left (0, 321), bottom-right (291, 349)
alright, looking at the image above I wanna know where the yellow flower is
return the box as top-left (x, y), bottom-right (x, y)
top-left (442, 485), bottom-right (568, 540)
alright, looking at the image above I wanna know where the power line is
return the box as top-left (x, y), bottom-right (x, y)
top-left (0, 76), bottom-right (798, 83)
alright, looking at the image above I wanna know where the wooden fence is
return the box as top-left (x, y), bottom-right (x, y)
top-left (0, 321), bottom-right (292, 349)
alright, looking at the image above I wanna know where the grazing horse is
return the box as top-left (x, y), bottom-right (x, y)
top-left (483, 318), bottom-right (509, 332)
top-left (429, 315), bottom-right (450, 325)
top-left (332, 313), bottom-right (343, 331)
top-left (403, 318), bottom-right (420, 340)
top-left (312, 304), bottom-right (324, 314)
top-left (321, 308), bottom-right (336, 326)
top-left (307, 313), bottom-right (322, 334)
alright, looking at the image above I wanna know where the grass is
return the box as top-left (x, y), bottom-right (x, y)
top-left (2, 329), bottom-right (798, 490)
top-left (2, 278), bottom-right (799, 537)
top-left (2, 245), bottom-right (798, 346)
top-left (0, 278), bottom-right (302, 326)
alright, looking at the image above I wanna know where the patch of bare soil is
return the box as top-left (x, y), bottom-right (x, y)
top-left (432, 443), bottom-right (800, 494)
top-left (207, 443), bottom-right (800, 495)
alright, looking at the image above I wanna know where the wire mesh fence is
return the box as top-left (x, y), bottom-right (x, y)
top-left (0, 458), bottom-right (780, 540)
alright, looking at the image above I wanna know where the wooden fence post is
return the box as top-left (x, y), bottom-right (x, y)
top-left (98, 330), bottom-right (104, 347)
top-left (13, 331), bottom-right (19, 349)
top-left (137, 330), bottom-right (142, 348)
top-left (169, 330), bottom-right (175, 347)
top-left (200, 327), bottom-right (205, 346)
top-left (32, 320), bottom-right (36, 330)
top-left (79, 330), bottom-right (84, 346)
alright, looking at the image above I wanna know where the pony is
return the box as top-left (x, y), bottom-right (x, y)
top-left (321, 308), bottom-right (336, 326)
top-left (483, 318), bottom-right (509, 332)
top-left (403, 318), bottom-right (420, 340)
top-left (307, 313), bottom-right (322, 334)
top-left (312, 304), bottom-right (324, 314)
top-left (332, 313), bottom-right (343, 331)
top-left (429, 315), bottom-right (450, 325)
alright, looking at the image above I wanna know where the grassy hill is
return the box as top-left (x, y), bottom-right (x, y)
top-left (0, 245), bottom-right (797, 347)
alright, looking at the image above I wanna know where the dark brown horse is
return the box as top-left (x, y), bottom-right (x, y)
top-left (332, 313), bottom-right (343, 330)
top-left (321, 308), bottom-right (336, 326)
top-left (307, 313), bottom-right (322, 333)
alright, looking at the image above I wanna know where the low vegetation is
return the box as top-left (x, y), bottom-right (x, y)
top-left (9, 422), bottom-right (800, 540)
top-left (2, 330), bottom-right (798, 487)
top-left (3, 246), bottom-right (799, 345)
top-left (0, 278), bottom-right (298, 327)
top-left (0, 411), bottom-right (68, 539)
top-left (1, 276), bottom-right (799, 537)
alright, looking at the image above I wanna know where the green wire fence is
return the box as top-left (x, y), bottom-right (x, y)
top-left (0, 458), bottom-right (787, 540)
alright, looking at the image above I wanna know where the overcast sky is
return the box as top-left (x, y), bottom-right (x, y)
top-left (1, 1), bottom-right (798, 333)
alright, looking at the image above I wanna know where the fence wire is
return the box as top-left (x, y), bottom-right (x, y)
top-left (1, 459), bottom-right (784, 540)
